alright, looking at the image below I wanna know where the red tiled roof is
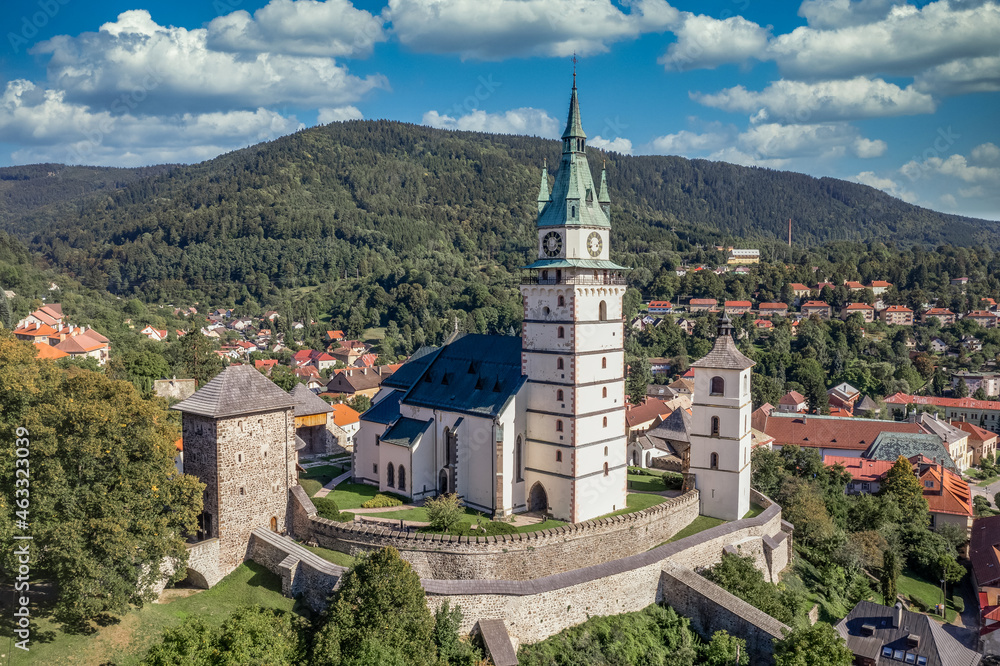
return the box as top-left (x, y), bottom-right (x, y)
top-left (951, 420), bottom-right (998, 443)
top-left (758, 302), bottom-right (788, 310)
top-left (925, 307), bottom-right (955, 315)
top-left (754, 319), bottom-right (774, 328)
top-left (55, 336), bottom-right (104, 354)
top-left (779, 390), bottom-right (806, 405)
top-left (823, 456), bottom-right (894, 482)
top-left (845, 281), bottom-right (865, 289)
top-left (34, 342), bottom-right (69, 359)
top-left (689, 298), bottom-right (717, 305)
top-left (292, 350), bottom-right (312, 360)
top-left (920, 464), bottom-right (973, 517)
top-left (869, 281), bottom-right (892, 287)
top-left (648, 301), bottom-right (672, 308)
top-left (801, 301), bottom-right (830, 308)
top-left (762, 413), bottom-right (922, 451)
top-left (14, 323), bottom-right (56, 337)
top-left (326, 330), bottom-right (345, 340)
top-left (625, 399), bottom-right (672, 428)
top-left (331, 403), bottom-right (360, 426)
top-left (844, 303), bottom-right (874, 310)
top-left (883, 305), bottom-right (913, 313)
top-left (885, 392), bottom-right (1000, 411)
top-left (724, 300), bottom-right (752, 307)
top-left (967, 311), bottom-right (997, 318)
top-left (254, 359), bottom-right (279, 369)
top-left (789, 283), bottom-right (810, 291)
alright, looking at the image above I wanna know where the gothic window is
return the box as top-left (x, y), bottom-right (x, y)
top-left (556, 450), bottom-right (563, 462)
top-left (711, 416), bottom-right (720, 437)
top-left (387, 463), bottom-right (395, 488)
top-left (398, 466), bottom-right (406, 492)
top-left (599, 301), bottom-right (608, 321)
top-left (557, 326), bottom-right (565, 339)
top-left (557, 389), bottom-right (564, 401)
top-left (603, 416), bottom-right (608, 427)
top-left (602, 357), bottom-right (607, 369)
top-left (710, 452), bottom-right (719, 469)
top-left (375, 434), bottom-right (380, 446)
top-left (557, 358), bottom-right (564, 370)
top-left (516, 436), bottom-right (523, 482)
top-left (556, 420), bottom-right (564, 432)
top-left (571, 205), bottom-right (576, 218)
top-left (602, 387), bottom-right (608, 398)
top-left (710, 376), bottom-right (725, 396)
top-left (558, 295), bottom-right (565, 307)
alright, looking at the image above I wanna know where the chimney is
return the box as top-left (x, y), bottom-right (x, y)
top-left (893, 602), bottom-right (903, 628)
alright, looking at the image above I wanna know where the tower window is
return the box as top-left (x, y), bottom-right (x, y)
top-left (602, 387), bottom-right (608, 398)
top-left (239, 487), bottom-right (245, 496)
top-left (711, 416), bottom-right (720, 437)
top-left (556, 420), bottom-right (563, 432)
top-left (602, 357), bottom-right (607, 369)
top-left (603, 462), bottom-right (609, 476)
top-left (557, 389), bottom-right (564, 401)
top-left (603, 416), bottom-right (608, 427)
top-left (599, 301), bottom-right (608, 321)
top-left (557, 326), bottom-right (565, 339)
top-left (571, 206), bottom-right (576, 218)
top-left (558, 295), bottom-right (565, 307)
top-left (556, 450), bottom-right (563, 462)
top-left (711, 452), bottom-right (719, 469)
top-left (604, 446), bottom-right (608, 456)
top-left (557, 358), bottom-right (564, 370)
top-left (710, 376), bottom-right (725, 396)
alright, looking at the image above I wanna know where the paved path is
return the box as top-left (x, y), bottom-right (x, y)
top-left (970, 475), bottom-right (1000, 502)
top-left (940, 573), bottom-right (979, 650)
top-left (312, 469), bottom-right (353, 499)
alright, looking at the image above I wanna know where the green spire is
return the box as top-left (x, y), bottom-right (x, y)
top-left (561, 78), bottom-right (586, 142)
top-left (537, 158), bottom-right (550, 213)
top-left (598, 160), bottom-right (610, 220)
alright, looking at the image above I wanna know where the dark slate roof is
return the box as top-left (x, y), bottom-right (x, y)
top-left (289, 383), bottom-right (333, 417)
top-left (647, 408), bottom-right (692, 444)
top-left (970, 514), bottom-right (1000, 586)
top-left (381, 417), bottom-right (432, 448)
top-left (835, 601), bottom-right (981, 666)
top-left (864, 432), bottom-right (957, 471)
top-left (172, 365), bottom-right (295, 418)
top-left (361, 390), bottom-right (403, 425)
top-left (403, 334), bottom-right (526, 417)
top-left (689, 335), bottom-right (755, 371)
top-left (381, 346), bottom-right (441, 390)
top-left (857, 395), bottom-right (879, 412)
top-left (477, 619), bottom-right (518, 666)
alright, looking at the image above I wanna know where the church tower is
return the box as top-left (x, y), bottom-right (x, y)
top-left (688, 316), bottom-right (755, 521)
top-left (519, 77), bottom-right (628, 523)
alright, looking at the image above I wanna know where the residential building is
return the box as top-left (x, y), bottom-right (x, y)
top-left (972, 515), bottom-right (1000, 645)
top-left (844, 280), bottom-right (865, 291)
top-left (141, 326), bottom-right (168, 342)
top-left (648, 357), bottom-right (672, 375)
top-left (625, 398), bottom-right (672, 441)
top-left (647, 300), bottom-right (673, 315)
top-left (800, 301), bottom-right (832, 318)
top-left (757, 302), bottom-right (788, 317)
top-left (881, 305), bottom-right (914, 325)
top-left (962, 336), bottom-right (983, 353)
top-left (726, 248), bottom-right (759, 264)
top-left (723, 300), bottom-right (752, 315)
top-left (688, 298), bottom-right (717, 312)
top-left (867, 280), bottom-right (892, 295)
top-left (930, 338), bottom-right (949, 353)
top-left (18, 303), bottom-right (62, 329)
top-left (329, 339), bottom-right (371, 367)
top-left (292, 349), bottom-right (337, 372)
top-left (952, 371), bottom-right (1000, 397)
top-left (326, 329), bottom-right (345, 343)
top-left (330, 404), bottom-right (361, 450)
top-left (289, 384), bottom-right (336, 455)
top-left (254, 359), bottom-right (279, 374)
top-left (951, 421), bottom-right (998, 466)
top-left (760, 411), bottom-right (925, 458)
top-left (966, 310), bottom-right (998, 328)
top-left (33, 341), bottom-right (68, 360)
top-left (675, 318), bottom-right (696, 335)
top-left (628, 408), bottom-right (690, 471)
top-left (778, 390), bottom-right (807, 413)
top-left (841, 303), bottom-right (875, 322)
top-left (754, 319), bottom-right (774, 330)
top-left (836, 601), bottom-right (982, 666)
top-left (827, 382), bottom-right (861, 413)
top-left (864, 431), bottom-right (957, 470)
top-left (55, 330), bottom-right (110, 365)
top-left (885, 393), bottom-right (1000, 435)
top-left (788, 283), bottom-right (811, 301)
top-left (923, 307), bottom-right (957, 325)
top-left (951, 277), bottom-right (969, 286)
top-left (13, 322), bottom-right (56, 344)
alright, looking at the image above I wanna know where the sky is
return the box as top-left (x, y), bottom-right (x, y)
top-left (0, 0), bottom-right (997, 220)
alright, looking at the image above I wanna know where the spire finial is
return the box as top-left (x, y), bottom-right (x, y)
top-left (572, 52), bottom-right (577, 88)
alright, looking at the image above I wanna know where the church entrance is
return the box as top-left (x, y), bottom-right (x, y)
top-left (528, 482), bottom-right (548, 513)
top-left (439, 470), bottom-right (449, 495)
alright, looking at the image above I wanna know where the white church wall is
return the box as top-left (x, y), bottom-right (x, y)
top-left (354, 420), bottom-right (388, 486)
top-left (378, 442), bottom-right (413, 498)
top-left (575, 351), bottom-right (625, 384)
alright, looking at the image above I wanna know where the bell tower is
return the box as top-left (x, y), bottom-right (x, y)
top-left (519, 77), bottom-right (628, 523)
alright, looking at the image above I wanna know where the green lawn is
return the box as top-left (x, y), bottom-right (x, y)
top-left (664, 515), bottom-right (727, 545)
top-left (362, 327), bottom-right (386, 341)
top-left (743, 503), bottom-right (766, 519)
top-left (597, 492), bottom-right (668, 518)
top-left (976, 475), bottom-right (999, 487)
top-left (627, 473), bottom-right (668, 492)
top-left (300, 544), bottom-right (357, 568)
top-left (897, 570), bottom-right (958, 622)
top-left (362, 505), bottom-right (483, 523)
top-left (298, 464), bottom-right (345, 497)
top-left (328, 483), bottom-right (406, 509)
top-left (4, 563), bottom-right (300, 666)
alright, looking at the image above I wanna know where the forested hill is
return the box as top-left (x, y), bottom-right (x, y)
top-left (0, 120), bottom-right (994, 304)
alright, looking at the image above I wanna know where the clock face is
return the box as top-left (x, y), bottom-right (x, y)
top-left (587, 231), bottom-right (603, 257)
top-left (542, 231), bottom-right (563, 257)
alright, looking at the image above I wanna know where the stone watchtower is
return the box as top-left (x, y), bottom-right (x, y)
top-left (172, 365), bottom-right (297, 577)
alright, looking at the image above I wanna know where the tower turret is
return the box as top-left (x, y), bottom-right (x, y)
top-left (537, 158), bottom-right (551, 214)
top-left (598, 161), bottom-right (610, 219)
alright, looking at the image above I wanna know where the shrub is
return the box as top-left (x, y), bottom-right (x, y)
top-left (909, 594), bottom-right (927, 611)
top-left (362, 494), bottom-right (404, 509)
top-left (952, 596), bottom-right (965, 613)
top-left (426, 493), bottom-right (464, 532)
top-left (314, 497), bottom-right (342, 520)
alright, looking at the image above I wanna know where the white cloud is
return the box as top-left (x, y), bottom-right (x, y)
top-left (0, 80), bottom-right (302, 166)
top-left (659, 13), bottom-right (771, 71)
top-left (913, 55), bottom-right (1000, 96)
top-left (206, 0), bottom-right (387, 58)
top-left (736, 122), bottom-right (877, 159)
top-left (692, 77), bottom-right (935, 123)
top-left (768, 1), bottom-right (1000, 79)
top-left (959, 185), bottom-right (986, 197)
top-left (649, 129), bottom-right (731, 154)
top-left (318, 106), bottom-right (363, 123)
top-left (901, 153), bottom-right (1000, 183)
top-left (940, 193), bottom-right (958, 207)
top-left (589, 135), bottom-right (632, 154)
top-left (388, 0), bottom-right (678, 59)
top-left (972, 142), bottom-right (1000, 163)
top-left (421, 107), bottom-right (560, 137)
top-left (31, 10), bottom-right (387, 114)
top-left (703, 146), bottom-right (791, 170)
top-left (797, 0), bottom-right (906, 29)
top-left (853, 137), bottom-right (887, 158)
top-left (852, 170), bottom-right (917, 201)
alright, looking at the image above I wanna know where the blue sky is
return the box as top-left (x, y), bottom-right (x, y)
top-left (0, 0), bottom-right (997, 220)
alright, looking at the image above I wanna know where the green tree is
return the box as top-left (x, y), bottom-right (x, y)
top-left (975, 386), bottom-right (988, 400)
top-left (178, 329), bottom-right (223, 387)
top-left (879, 456), bottom-right (929, 519)
top-left (626, 356), bottom-right (653, 405)
top-left (313, 547), bottom-right (437, 666)
top-left (346, 394), bottom-right (371, 413)
top-left (956, 378), bottom-right (969, 398)
top-left (701, 630), bottom-right (749, 666)
top-left (773, 623), bottom-right (853, 666)
top-left (974, 495), bottom-right (992, 515)
top-left (433, 601), bottom-right (481, 666)
top-left (268, 365), bottom-right (303, 392)
top-left (881, 549), bottom-right (899, 606)
top-left (425, 494), bottom-right (464, 533)
top-left (0, 286), bottom-right (12, 328)
top-left (703, 553), bottom-right (802, 625)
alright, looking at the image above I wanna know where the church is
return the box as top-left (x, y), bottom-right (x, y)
top-left (354, 79), bottom-right (754, 523)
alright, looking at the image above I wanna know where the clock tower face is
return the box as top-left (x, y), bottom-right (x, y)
top-left (542, 231), bottom-right (563, 257)
top-left (587, 231), bottom-right (603, 257)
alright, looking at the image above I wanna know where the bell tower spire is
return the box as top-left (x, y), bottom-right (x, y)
top-left (537, 158), bottom-right (551, 213)
top-left (598, 159), bottom-right (610, 219)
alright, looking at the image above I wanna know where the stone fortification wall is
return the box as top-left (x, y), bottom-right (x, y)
top-left (289, 486), bottom-right (700, 580)
top-left (184, 538), bottom-right (223, 588)
top-left (248, 529), bottom-right (344, 612)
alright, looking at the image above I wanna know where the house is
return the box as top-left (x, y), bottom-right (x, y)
top-left (885, 393), bottom-right (1000, 436)
top-left (726, 248), bottom-right (759, 264)
top-left (789, 283), bottom-right (811, 300)
top-left (33, 341), bottom-right (69, 361)
top-left (628, 408), bottom-right (690, 471)
top-left (231, 318), bottom-right (254, 331)
top-left (778, 390), bottom-right (807, 413)
top-left (13, 322), bottom-right (57, 344)
top-left (754, 319), bottom-right (774, 330)
top-left (234, 340), bottom-right (258, 355)
top-left (867, 280), bottom-right (893, 295)
top-left (675, 318), bottom-right (696, 335)
top-left (855, 396), bottom-right (880, 416)
top-left (723, 300), bottom-right (752, 315)
top-left (687, 298), bottom-right (717, 312)
top-left (952, 371), bottom-right (1000, 397)
top-left (930, 338), bottom-right (949, 353)
top-left (840, 303), bottom-right (875, 322)
top-left (912, 413), bottom-right (971, 472)
top-left (760, 411), bottom-right (925, 458)
top-left (647, 301), bottom-right (673, 315)
top-left (757, 302), bottom-right (788, 317)
top-left (329, 403), bottom-right (361, 450)
top-left (326, 330), bottom-right (346, 343)
top-left (734, 265), bottom-right (751, 275)
top-left (326, 365), bottom-right (396, 399)
top-left (951, 277), bottom-right (969, 286)
top-left (844, 280), bottom-right (865, 291)
top-left (881, 305), bottom-right (914, 326)
top-left (962, 335), bottom-right (984, 352)
top-left (816, 281), bottom-right (837, 292)
top-left (141, 326), bottom-right (168, 342)
top-left (264, 310), bottom-right (280, 321)
top-left (330, 339), bottom-right (371, 366)
top-left (800, 300), bottom-right (831, 318)
top-left (966, 311), bottom-right (998, 328)
top-left (951, 420), bottom-right (998, 466)
top-left (292, 350), bottom-right (337, 372)
top-left (624, 398), bottom-right (672, 441)
top-left (827, 382), bottom-right (861, 412)
top-left (648, 357), bottom-right (672, 375)
top-left (923, 307), bottom-right (957, 325)
top-left (18, 304), bottom-right (63, 329)
top-left (836, 601), bottom-right (982, 666)
top-left (254, 359), bottom-right (279, 375)
top-left (55, 330), bottom-right (110, 365)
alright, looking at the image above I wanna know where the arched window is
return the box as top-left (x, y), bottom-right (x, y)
top-left (604, 446), bottom-right (608, 456)
top-left (571, 205), bottom-right (576, 218)
top-left (599, 301), bottom-right (608, 321)
top-left (743, 375), bottom-right (749, 396)
top-left (602, 387), bottom-right (608, 398)
top-left (711, 416), bottom-right (720, 437)
top-left (387, 463), bottom-right (395, 488)
top-left (710, 452), bottom-right (719, 469)
top-left (557, 358), bottom-right (564, 370)
top-left (602, 357), bottom-right (607, 369)
top-left (543, 306), bottom-right (550, 315)
top-left (710, 376), bottom-right (725, 396)
top-left (398, 466), bottom-right (406, 492)
top-left (556, 420), bottom-right (563, 432)
top-left (603, 462), bottom-right (609, 476)
top-left (516, 436), bottom-right (523, 482)
top-left (542, 270), bottom-right (548, 281)
top-left (557, 326), bottom-right (565, 339)
top-left (556, 389), bottom-right (564, 401)
top-left (558, 295), bottom-right (565, 307)
top-left (603, 416), bottom-right (608, 427)
top-left (556, 450), bottom-right (563, 462)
